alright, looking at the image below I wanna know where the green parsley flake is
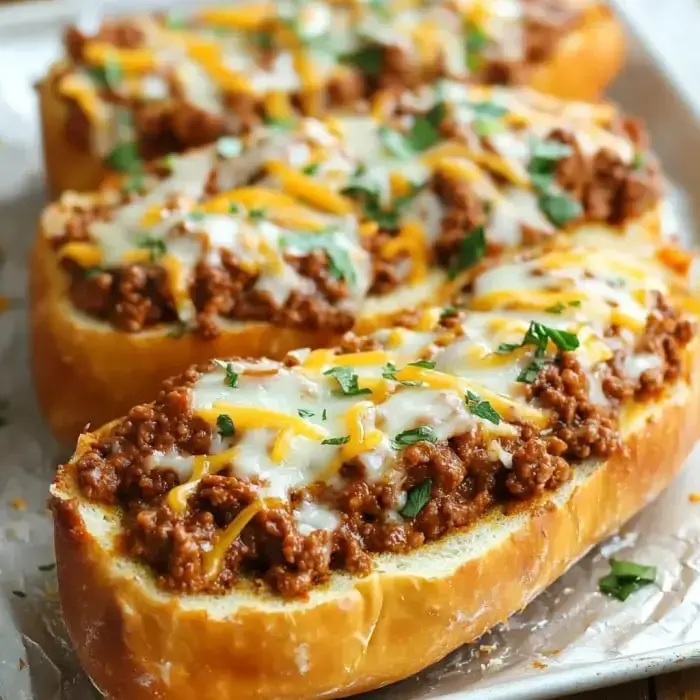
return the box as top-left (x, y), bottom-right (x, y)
top-left (324, 366), bottom-right (372, 397)
top-left (392, 425), bottom-right (437, 449)
top-left (213, 360), bottom-right (239, 388)
top-left (538, 191), bottom-right (583, 228)
top-left (248, 208), bottom-right (267, 221)
top-left (340, 183), bottom-right (419, 232)
top-left (408, 360), bottom-right (436, 369)
top-left (134, 236), bottom-right (166, 262)
top-left (400, 478), bottom-right (433, 518)
top-left (298, 408), bottom-right (315, 418)
top-left (599, 559), bottom-right (657, 601)
top-left (465, 25), bottom-right (488, 72)
top-left (339, 45), bottom-right (384, 76)
top-left (498, 320), bottom-right (580, 355)
top-left (465, 391), bottom-right (501, 425)
top-left (106, 142), bottom-right (142, 174)
top-left (322, 435), bottom-right (350, 446)
top-left (448, 226), bottom-right (486, 280)
top-left (302, 163), bottom-right (320, 176)
top-left (282, 229), bottom-right (357, 286)
top-left (216, 414), bottom-right (235, 438)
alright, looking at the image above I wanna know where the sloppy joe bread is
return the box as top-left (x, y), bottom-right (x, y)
top-left (51, 233), bottom-right (700, 700)
top-left (38, 0), bottom-right (623, 195)
top-left (32, 83), bottom-right (663, 442)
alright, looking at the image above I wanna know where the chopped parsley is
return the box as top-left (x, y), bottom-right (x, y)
top-left (392, 425), bottom-right (437, 449)
top-left (106, 142), bottom-right (142, 174)
top-left (248, 208), bottom-right (267, 221)
top-left (465, 391), bottom-right (501, 425)
top-left (163, 11), bottom-right (188, 30)
top-left (471, 101), bottom-right (508, 118)
top-left (381, 362), bottom-right (420, 386)
top-left (324, 366), bottom-right (372, 397)
top-left (465, 25), bottom-right (488, 73)
top-left (322, 408), bottom-right (328, 421)
top-left (298, 408), bottom-right (315, 418)
top-left (12, 590), bottom-right (26, 599)
top-left (216, 414), bottom-right (235, 438)
top-left (83, 266), bottom-right (104, 279)
top-left (440, 305), bottom-right (459, 319)
top-left (497, 321), bottom-right (579, 384)
top-left (538, 191), bottom-right (583, 228)
top-left (378, 103), bottom-right (445, 158)
top-left (228, 203), bottom-right (241, 214)
top-left (251, 30), bottom-right (274, 50)
top-left (498, 321), bottom-right (580, 355)
top-left (339, 44), bottom-right (384, 76)
top-left (213, 360), bottom-right (239, 388)
top-left (545, 300), bottom-right (582, 314)
top-left (189, 211), bottom-right (206, 223)
top-left (400, 479), bottom-right (433, 518)
top-left (632, 151), bottom-right (646, 171)
top-left (38, 563), bottom-right (56, 572)
top-left (86, 58), bottom-right (123, 91)
top-left (473, 117), bottom-right (505, 138)
top-left (122, 172), bottom-right (145, 195)
top-left (302, 163), bottom-right (320, 176)
top-left (217, 136), bottom-right (243, 159)
top-left (408, 360), bottom-right (436, 369)
top-left (134, 235), bottom-right (166, 262)
top-left (599, 559), bottom-right (657, 601)
top-left (448, 226), bottom-right (486, 280)
top-left (322, 435), bottom-right (350, 446)
top-left (340, 183), bottom-right (419, 232)
top-left (264, 115), bottom-right (295, 130)
top-left (281, 229), bottom-right (357, 286)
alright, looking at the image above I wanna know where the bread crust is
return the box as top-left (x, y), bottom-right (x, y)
top-left (51, 337), bottom-right (700, 700)
top-left (37, 3), bottom-right (624, 197)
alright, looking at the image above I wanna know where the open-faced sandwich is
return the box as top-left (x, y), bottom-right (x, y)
top-left (37, 0), bottom-right (624, 195)
top-left (51, 231), bottom-right (700, 700)
top-left (32, 81), bottom-right (661, 442)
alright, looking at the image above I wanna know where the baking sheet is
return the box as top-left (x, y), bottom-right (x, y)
top-left (2, 2), bottom-right (700, 699)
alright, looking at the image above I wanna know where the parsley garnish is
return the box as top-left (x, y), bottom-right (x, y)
top-left (228, 203), bottom-right (240, 214)
top-left (134, 236), bottom-right (166, 262)
top-left (378, 103), bottom-right (445, 159)
top-left (12, 590), bottom-right (26, 599)
top-left (217, 136), bottom-right (242, 159)
top-left (545, 300), bottom-right (582, 314)
top-left (122, 172), bottom-right (145, 195)
top-left (408, 360), bottom-right (436, 369)
top-left (448, 226), bottom-right (486, 280)
top-left (474, 118), bottom-right (505, 138)
top-left (189, 211), bottom-right (205, 223)
top-left (632, 151), bottom-right (646, 171)
top-left (106, 142), bottom-right (142, 174)
top-left (213, 360), bottom-right (239, 388)
top-left (264, 116), bottom-right (295, 130)
top-left (83, 267), bottom-right (104, 279)
top-left (538, 191), bottom-right (582, 228)
top-left (324, 366), bottom-right (372, 397)
top-left (400, 479), bottom-right (432, 518)
top-left (381, 362), bottom-right (420, 386)
top-left (392, 426), bottom-right (437, 449)
top-left (497, 321), bottom-right (579, 384)
top-left (440, 306), bottom-right (458, 319)
top-left (251, 30), bottom-right (274, 50)
top-left (465, 391), bottom-right (501, 425)
top-left (599, 559), bottom-right (657, 601)
top-left (38, 563), bottom-right (56, 572)
top-left (321, 408), bottom-right (328, 421)
top-left (302, 163), bottom-right (320, 176)
top-left (282, 229), bottom-right (357, 286)
top-left (86, 58), bottom-right (123, 91)
top-left (322, 435), bottom-right (350, 446)
top-left (497, 321), bottom-right (580, 355)
top-left (465, 25), bottom-right (488, 72)
top-left (339, 45), bottom-right (384, 76)
top-left (340, 183), bottom-right (419, 232)
top-left (216, 414), bottom-right (235, 438)
top-left (249, 208), bottom-right (266, 221)
top-left (298, 408), bottom-right (315, 418)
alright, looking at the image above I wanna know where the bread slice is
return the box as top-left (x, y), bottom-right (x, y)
top-left (50, 233), bottom-right (700, 699)
top-left (37, 2), bottom-right (623, 197)
top-left (31, 78), bottom-right (662, 443)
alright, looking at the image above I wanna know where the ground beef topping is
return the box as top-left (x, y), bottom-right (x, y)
top-left (55, 240), bottom-right (698, 599)
top-left (56, 1), bottom-right (585, 162)
top-left (45, 82), bottom-right (661, 337)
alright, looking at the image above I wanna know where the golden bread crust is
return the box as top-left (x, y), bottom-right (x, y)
top-left (51, 338), bottom-right (700, 700)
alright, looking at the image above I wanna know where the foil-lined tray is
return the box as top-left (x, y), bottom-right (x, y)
top-left (1, 2), bottom-right (700, 698)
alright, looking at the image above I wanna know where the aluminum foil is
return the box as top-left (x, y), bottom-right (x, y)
top-left (1, 2), bottom-right (700, 699)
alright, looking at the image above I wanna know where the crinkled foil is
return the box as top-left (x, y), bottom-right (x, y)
top-left (1, 2), bottom-right (700, 699)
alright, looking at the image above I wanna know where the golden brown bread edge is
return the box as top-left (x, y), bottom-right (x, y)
top-left (37, 3), bottom-right (625, 197)
top-left (30, 233), bottom-right (448, 443)
top-left (51, 337), bottom-right (700, 700)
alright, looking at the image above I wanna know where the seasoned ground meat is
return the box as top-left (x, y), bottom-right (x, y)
top-left (431, 171), bottom-right (487, 266)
